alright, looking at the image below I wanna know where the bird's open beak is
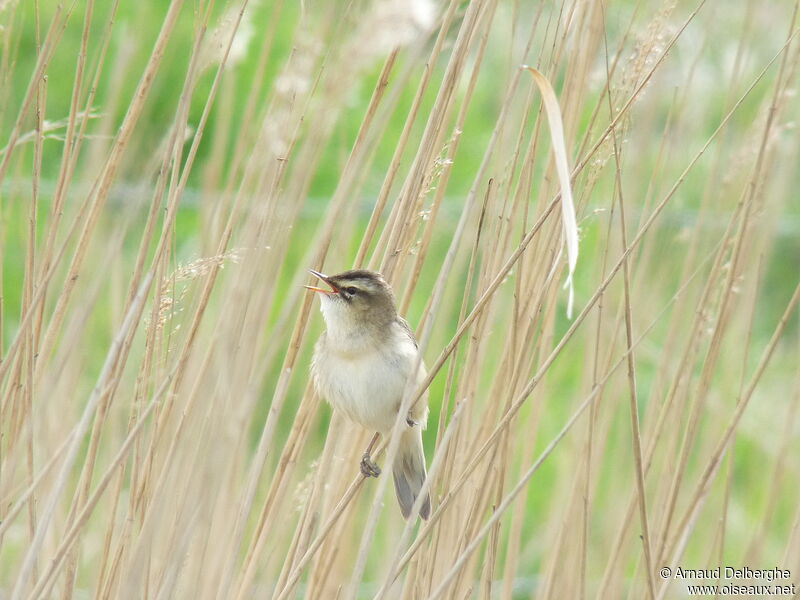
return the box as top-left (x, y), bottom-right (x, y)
top-left (305, 269), bottom-right (340, 294)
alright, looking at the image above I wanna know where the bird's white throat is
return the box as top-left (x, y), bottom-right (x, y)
top-left (318, 295), bottom-right (375, 355)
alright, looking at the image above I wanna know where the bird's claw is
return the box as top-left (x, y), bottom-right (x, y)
top-left (406, 416), bottom-right (419, 427)
top-left (360, 453), bottom-right (381, 478)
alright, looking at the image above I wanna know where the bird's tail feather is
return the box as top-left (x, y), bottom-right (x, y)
top-left (392, 427), bottom-right (431, 520)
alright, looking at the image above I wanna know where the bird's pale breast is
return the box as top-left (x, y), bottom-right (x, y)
top-left (312, 323), bottom-right (427, 434)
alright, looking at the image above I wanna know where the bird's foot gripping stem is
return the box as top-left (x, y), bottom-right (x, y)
top-left (360, 453), bottom-right (381, 477)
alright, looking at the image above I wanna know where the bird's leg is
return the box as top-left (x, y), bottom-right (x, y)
top-left (360, 432), bottom-right (381, 477)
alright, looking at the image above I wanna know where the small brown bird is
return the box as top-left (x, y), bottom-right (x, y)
top-left (307, 269), bottom-right (431, 519)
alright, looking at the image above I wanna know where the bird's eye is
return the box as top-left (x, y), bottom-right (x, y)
top-left (345, 286), bottom-right (358, 295)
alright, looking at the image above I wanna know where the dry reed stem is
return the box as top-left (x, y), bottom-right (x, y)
top-left (611, 137), bottom-right (658, 600)
top-left (657, 18), bottom-right (798, 567)
top-left (656, 280), bottom-right (800, 599)
top-left (27, 365), bottom-right (177, 599)
top-left (2, 1), bottom-right (798, 598)
top-left (12, 271), bottom-right (154, 598)
top-left (604, 33), bottom-right (657, 594)
top-left (392, 226), bottom-right (725, 587)
top-left (428, 32), bottom-right (788, 587)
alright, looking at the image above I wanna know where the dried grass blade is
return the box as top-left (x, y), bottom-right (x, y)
top-left (523, 65), bottom-right (579, 317)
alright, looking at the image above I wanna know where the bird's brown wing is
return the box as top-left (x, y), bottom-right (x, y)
top-left (394, 316), bottom-right (429, 427)
top-left (395, 316), bottom-right (418, 348)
